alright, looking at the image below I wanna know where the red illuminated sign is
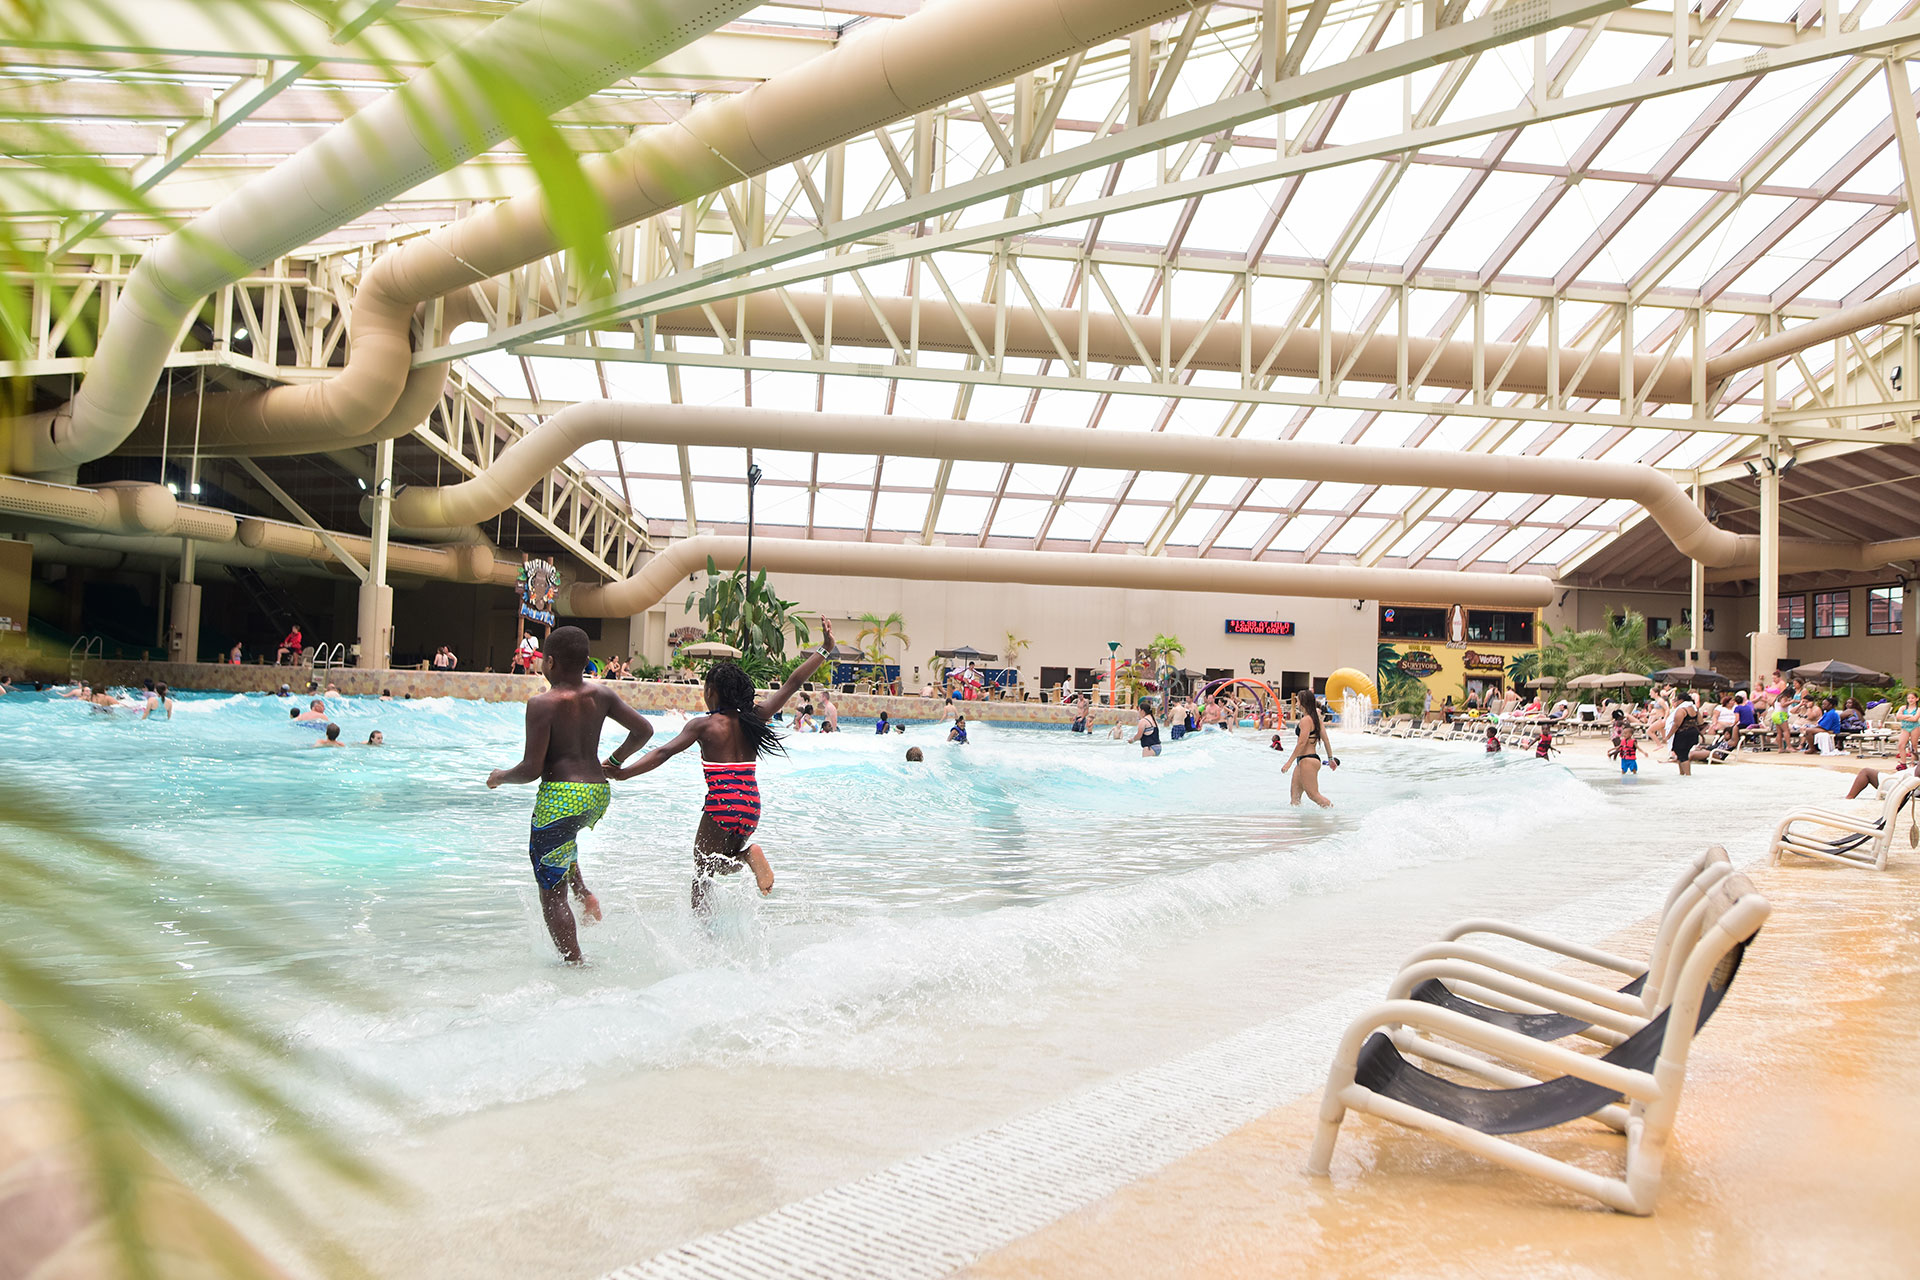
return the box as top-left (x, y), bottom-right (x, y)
top-left (1224, 619), bottom-right (1296, 636)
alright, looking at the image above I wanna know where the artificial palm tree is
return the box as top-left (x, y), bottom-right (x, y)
top-left (857, 611), bottom-right (911, 670)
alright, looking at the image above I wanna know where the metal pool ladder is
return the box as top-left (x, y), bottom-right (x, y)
top-left (68, 634), bottom-right (102, 682)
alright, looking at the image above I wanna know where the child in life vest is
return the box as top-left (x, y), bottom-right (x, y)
top-left (1485, 726), bottom-right (1502, 753)
top-left (1610, 730), bottom-right (1639, 775)
top-left (1533, 727), bottom-right (1556, 759)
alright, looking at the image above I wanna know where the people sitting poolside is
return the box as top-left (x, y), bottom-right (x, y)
top-left (277, 625), bottom-right (304, 665)
top-left (1800, 698), bottom-right (1842, 754)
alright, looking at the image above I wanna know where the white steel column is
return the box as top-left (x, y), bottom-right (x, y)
top-left (1753, 438), bottom-right (1786, 683)
top-left (1688, 478), bottom-right (1707, 664)
top-left (356, 438), bottom-right (395, 669)
top-left (168, 390), bottom-right (203, 663)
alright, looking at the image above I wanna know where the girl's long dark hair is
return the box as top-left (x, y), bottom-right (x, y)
top-left (706, 661), bottom-right (786, 758)
top-left (1295, 691), bottom-right (1324, 741)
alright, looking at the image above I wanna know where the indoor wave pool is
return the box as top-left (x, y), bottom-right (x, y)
top-left (0, 687), bottom-right (1843, 1278)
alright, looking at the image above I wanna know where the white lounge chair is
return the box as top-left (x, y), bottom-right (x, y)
top-left (1767, 770), bottom-right (1920, 871)
top-left (1308, 871), bottom-right (1769, 1215)
top-left (1385, 848), bottom-right (1732, 1057)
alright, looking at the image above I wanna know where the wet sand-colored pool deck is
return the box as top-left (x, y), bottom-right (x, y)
top-left (965, 821), bottom-right (1920, 1280)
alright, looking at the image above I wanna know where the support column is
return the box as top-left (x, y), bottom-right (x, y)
top-left (356, 439), bottom-right (395, 670)
top-left (1688, 480), bottom-right (1707, 666)
top-left (1752, 438), bottom-right (1788, 683)
top-left (168, 581), bottom-right (202, 664)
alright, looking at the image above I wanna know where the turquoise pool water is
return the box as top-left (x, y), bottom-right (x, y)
top-left (0, 687), bottom-right (1835, 1160)
top-left (1, 691), bottom-right (1575, 1103)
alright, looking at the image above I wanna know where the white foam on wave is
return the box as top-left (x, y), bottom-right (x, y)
top-left (287, 766), bottom-right (1605, 1124)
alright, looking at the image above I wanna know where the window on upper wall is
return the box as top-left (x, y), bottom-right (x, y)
top-left (1648, 617), bottom-right (1671, 645)
top-left (1869, 585), bottom-right (1904, 635)
top-left (1813, 589), bottom-right (1849, 638)
top-left (1778, 594), bottom-right (1807, 640)
top-left (1465, 610), bottom-right (1535, 644)
top-left (1379, 606), bottom-right (1448, 641)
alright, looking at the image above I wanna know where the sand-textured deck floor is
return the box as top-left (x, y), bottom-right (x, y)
top-left (964, 856), bottom-right (1920, 1280)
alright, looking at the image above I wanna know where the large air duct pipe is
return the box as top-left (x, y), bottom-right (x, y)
top-left (386, 400), bottom-right (1919, 574)
top-left (85, 0), bottom-right (1191, 463)
top-left (0, 477), bottom-right (519, 586)
top-left (9, 0), bottom-right (761, 474)
top-left (559, 534), bottom-right (1555, 618)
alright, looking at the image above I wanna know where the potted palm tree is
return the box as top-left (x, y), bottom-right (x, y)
top-left (856, 611), bottom-right (911, 694)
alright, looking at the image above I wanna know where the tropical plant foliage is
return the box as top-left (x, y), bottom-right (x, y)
top-left (1374, 642), bottom-right (1431, 715)
top-left (1002, 630), bottom-right (1031, 668)
top-left (856, 611), bottom-right (911, 666)
top-left (1538, 609), bottom-right (1665, 686)
top-left (0, 780), bottom-right (394, 1278)
top-left (685, 557), bottom-right (811, 660)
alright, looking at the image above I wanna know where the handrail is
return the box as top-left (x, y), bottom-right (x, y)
top-left (309, 641), bottom-right (348, 673)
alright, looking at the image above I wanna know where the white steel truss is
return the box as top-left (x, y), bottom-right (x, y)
top-left (8, 0), bottom-right (1920, 583)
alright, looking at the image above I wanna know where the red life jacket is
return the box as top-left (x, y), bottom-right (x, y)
top-left (1620, 737), bottom-right (1638, 760)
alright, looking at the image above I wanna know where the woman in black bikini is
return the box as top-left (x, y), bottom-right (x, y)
top-left (1131, 699), bottom-right (1163, 757)
top-left (1280, 690), bottom-right (1334, 808)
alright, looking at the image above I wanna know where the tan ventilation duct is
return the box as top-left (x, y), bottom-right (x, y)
top-left (644, 292), bottom-right (1699, 403)
top-left (0, 476), bottom-right (518, 586)
top-left (9, 0), bottom-right (762, 473)
top-left (559, 534), bottom-right (1555, 617)
top-left (68, 0), bottom-right (1191, 464)
top-left (387, 400), bottom-right (1913, 574)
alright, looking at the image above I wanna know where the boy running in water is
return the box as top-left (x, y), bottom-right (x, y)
top-left (1609, 729), bottom-right (1639, 775)
top-left (487, 625), bottom-right (655, 963)
top-left (611, 619), bottom-right (834, 914)
top-left (1533, 727), bottom-right (1556, 759)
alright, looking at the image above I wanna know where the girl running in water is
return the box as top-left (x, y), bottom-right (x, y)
top-left (611, 620), bottom-right (834, 913)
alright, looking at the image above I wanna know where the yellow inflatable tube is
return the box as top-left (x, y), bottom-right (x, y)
top-left (1325, 667), bottom-right (1378, 710)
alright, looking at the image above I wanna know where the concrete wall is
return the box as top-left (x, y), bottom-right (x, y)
top-left (646, 571), bottom-right (1380, 692)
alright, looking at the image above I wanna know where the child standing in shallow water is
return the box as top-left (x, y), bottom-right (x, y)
top-left (611, 619), bottom-right (835, 914)
top-left (1610, 730), bottom-right (1639, 775)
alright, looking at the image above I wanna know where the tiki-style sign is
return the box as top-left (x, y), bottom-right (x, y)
top-left (517, 557), bottom-right (560, 627)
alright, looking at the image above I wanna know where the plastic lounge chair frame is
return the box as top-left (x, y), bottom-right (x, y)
top-left (1398, 847), bottom-right (1731, 1029)
top-left (1768, 771), bottom-right (1920, 871)
top-left (1307, 872), bottom-right (1769, 1215)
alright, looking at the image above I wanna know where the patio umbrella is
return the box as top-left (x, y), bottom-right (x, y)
top-left (1649, 665), bottom-right (1732, 689)
top-left (1523, 675), bottom-right (1559, 690)
top-left (1791, 658), bottom-right (1891, 687)
top-left (828, 642), bottom-right (867, 662)
top-left (680, 640), bottom-right (741, 659)
top-left (935, 644), bottom-right (999, 662)
top-left (1601, 671), bottom-right (1654, 687)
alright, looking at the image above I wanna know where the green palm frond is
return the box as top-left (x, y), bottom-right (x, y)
top-left (0, 780), bottom-right (397, 1278)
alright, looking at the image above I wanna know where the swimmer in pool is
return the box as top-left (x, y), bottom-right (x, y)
top-left (295, 698), bottom-right (330, 724)
top-left (486, 625), bottom-right (656, 964)
top-left (948, 715), bottom-right (969, 744)
top-left (609, 619), bottom-right (834, 914)
top-left (312, 723), bottom-right (345, 747)
top-left (362, 730), bottom-right (385, 746)
top-left (142, 682), bottom-right (174, 720)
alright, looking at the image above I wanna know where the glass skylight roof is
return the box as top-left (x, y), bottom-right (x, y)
top-left (14, 0), bottom-right (1916, 577)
